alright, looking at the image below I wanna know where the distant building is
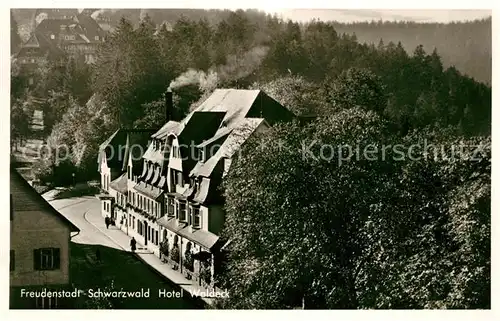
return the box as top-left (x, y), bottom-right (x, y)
top-left (10, 168), bottom-right (79, 309)
top-left (16, 10), bottom-right (106, 67)
top-left (98, 89), bottom-right (295, 288)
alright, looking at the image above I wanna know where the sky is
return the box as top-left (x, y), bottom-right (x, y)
top-left (264, 9), bottom-right (492, 23)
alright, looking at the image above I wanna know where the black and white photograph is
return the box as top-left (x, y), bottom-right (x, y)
top-left (8, 6), bottom-right (492, 310)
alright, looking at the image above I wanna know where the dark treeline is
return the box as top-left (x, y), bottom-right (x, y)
top-left (11, 10), bottom-right (490, 309)
top-left (331, 18), bottom-right (492, 85)
top-left (11, 9), bottom-right (491, 184)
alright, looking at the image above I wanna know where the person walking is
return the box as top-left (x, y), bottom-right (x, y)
top-left (130, 237), bottom-right (137, 253)
top-left (105, 216), bottom-right (110, 229)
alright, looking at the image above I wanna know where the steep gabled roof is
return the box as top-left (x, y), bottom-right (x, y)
top-left (37, 18), bottom-right (77, 35)
top-left (75, 14), bottom-right (106, 40)
top-left (190, 118), bottom-right (267, 178)
top-left (17, 31), bottom-right (65, 58)
top-left (98, 128), bottom-right (155, 174)
top-left (151, 120), bottom-right (180, 139)
top-left (192, 89), bottom-right (261, 127)
top-left (121, 130), bottom-right (156, 173)
top-left (22, 34), bottom-right (41, 48)
top-left (10, 168), bottom-right (79, 232)
top-left (109, 173), bottom-right (128, 194)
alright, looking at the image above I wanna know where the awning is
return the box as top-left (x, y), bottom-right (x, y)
top-left (145, 166), bottom-right (154, 182)
top-left (157, 175), bottom-right (166, 188)
top-left (157, 216), bottom-right (219, 250)
top-left (96, 193), bottom-right (114, 200)
top-left (193, 178), bottom-right (210, 204)
top-left (152, 166), bottom-right (161, 185)
top-left (140, 165), bottom-right (148, 179)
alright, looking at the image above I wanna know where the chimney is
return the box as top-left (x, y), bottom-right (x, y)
top-left (165, 87), bottom-right (173, 122)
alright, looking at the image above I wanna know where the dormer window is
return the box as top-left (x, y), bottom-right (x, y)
top-left (179, 201), bottom-right (187, 222)
top-left (166, 196), bottom-right (174, 216)
top-left (192, 206), bottom-right (201, 228)
top-left (176, 171), bottom-right (183, 187)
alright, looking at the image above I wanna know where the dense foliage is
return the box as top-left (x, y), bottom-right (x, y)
top-left (219, 109), bottom-right (490, 309)
top-left (11, 10), bottom-right (491, 308)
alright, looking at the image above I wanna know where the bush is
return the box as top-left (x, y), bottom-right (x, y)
top-left (170, 245), bottom-right (180, 263)
top-left (184, 251), bottom-right (194, 272)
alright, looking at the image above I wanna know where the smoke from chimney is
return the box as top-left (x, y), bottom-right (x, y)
top-left (165, 87), bottom-right (173, 122)
top-left (168, 46), bottom-right (269, 92)
top-left (139, 9), bottom-right (148, 21)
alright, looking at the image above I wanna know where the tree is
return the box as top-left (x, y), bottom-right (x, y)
top-left (11, 101), bottom-right (31, 151)
top-left (219, 108), bottom-right (398, 308)
top-left (218, 108), bottom-right (490, 309)
top-left (251, 76), bottom-right (327, 116)
top-left (11, 11), bottom-right (21, 55)
top-left (325, 67), bottom-right (387, 115)
top-left (92, 17), bottom-right (169, 127)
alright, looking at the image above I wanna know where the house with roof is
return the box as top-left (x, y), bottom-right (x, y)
top-left (16, 11), bottom-right (106, 67)
top-left (97, 128), bottom-right (155, 226)
top-left (10, 168), bottom-right (80, 309)
top-left (98, 88), bottom-right (294, 288)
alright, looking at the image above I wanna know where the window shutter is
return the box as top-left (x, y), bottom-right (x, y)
top-left (53, 248), bottom-right (61, 270)
top-left (33, 249), bottom-right (41, 270)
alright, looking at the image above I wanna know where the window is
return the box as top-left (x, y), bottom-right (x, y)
top-left (193, 207), bottom-right (201, 228)
top-left (95, 35), bottom-right (99, 41)
top-left (34, 248), bottom-right (60, 271)
top-left (103, 202), bottom-right (106, 211)
top-left (172, 169), bottom-right (177, 186)
top-left (177, 172), bottom-right (183, 186)
top-left (129, 214), bottom-right (131, 226)
top-left (155, 231), bottom-right (159, 245)
top-left (179, 202), bottom-right (187, 222)
top-left (10, 250), bottom-right (15, 271)
top-left (167, 197), bottom-right (174, 216)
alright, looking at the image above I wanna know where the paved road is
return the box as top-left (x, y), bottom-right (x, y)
top-left (48, 196), bottom-right (202, 309)
top-left (49, 196), bottom-right (122, 249)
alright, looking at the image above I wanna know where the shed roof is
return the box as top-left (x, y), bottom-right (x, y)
top-left (10, 168), bottom-right (79, 232)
